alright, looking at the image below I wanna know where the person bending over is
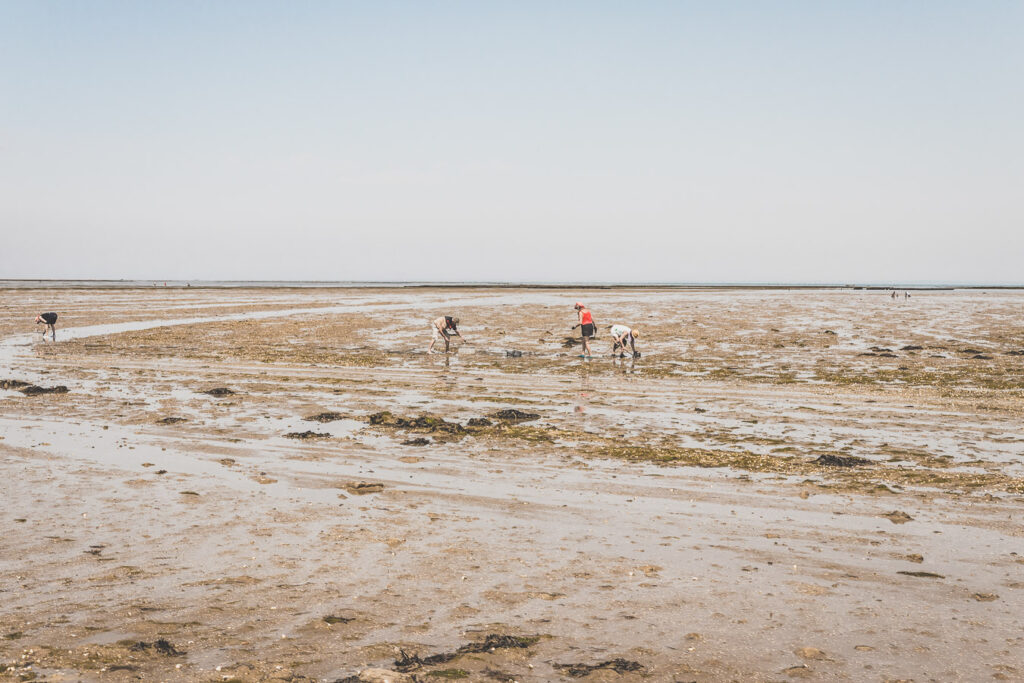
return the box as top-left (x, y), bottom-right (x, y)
top-left (572, 302), bottom-right (595, 357)
top-left (610, 324), bottom-right (640, 357)
top-left (35, 312), bottom-right (58, 341)
top-left (429, 316), bottom-right (464, 354)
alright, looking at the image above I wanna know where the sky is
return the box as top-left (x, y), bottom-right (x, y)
top-left (1, 1), bottom-right (1021, 283)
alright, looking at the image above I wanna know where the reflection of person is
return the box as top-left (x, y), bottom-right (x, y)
top-left (572, 302), bottom-right (595, 357)
top-left (35, 312), bottom-right (58, 341)
top-left (428, 316), bottom-right (464, 354)
top-left (610, 324), bottom-right (640, 357)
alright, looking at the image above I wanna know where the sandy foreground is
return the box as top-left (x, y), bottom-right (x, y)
top-left (1, 286), bottom-right (1023, 682)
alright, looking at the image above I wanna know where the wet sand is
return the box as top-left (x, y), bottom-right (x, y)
top-left (2, 287), bottom-right (1023, 682)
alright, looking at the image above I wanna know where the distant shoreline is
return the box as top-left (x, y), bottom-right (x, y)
top-left (1, 279), bottom-right (1023, 291)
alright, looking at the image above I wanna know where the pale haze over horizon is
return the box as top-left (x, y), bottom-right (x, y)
top-left (1, 2), bottom-right (1021, 284)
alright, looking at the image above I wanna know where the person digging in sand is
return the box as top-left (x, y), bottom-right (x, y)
top-left (572, 302), bottom-right (595, 357)
top-left (35, 312), bottom-right (58, 341)
top-left (609, 324), bottom-right (640, 357)
top-left (428, 316), bottom-right (464, 354)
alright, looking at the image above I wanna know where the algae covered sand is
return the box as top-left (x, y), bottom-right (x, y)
top-left (1, 286), bottom-right (1023, 681)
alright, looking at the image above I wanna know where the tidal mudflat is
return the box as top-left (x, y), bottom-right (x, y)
top-left (2, 286), bottom-right (1022, 681)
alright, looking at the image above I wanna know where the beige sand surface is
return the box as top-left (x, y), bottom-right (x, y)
top-left (1, 287), bottom-right (1022, 682)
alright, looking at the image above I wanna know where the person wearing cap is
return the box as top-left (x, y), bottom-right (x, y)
top-left (428, 315), bottom-right (464, 354)
top-left (572, 302), bottom-right (595, 357)
top-left (609, 324), bottom-right (640, 358)
top-left (35, 312), bottom-right (58, 341)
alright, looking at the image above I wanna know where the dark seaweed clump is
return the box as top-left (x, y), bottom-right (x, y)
top-left (19, 385), bottom-right (69, 396)
top-left (369, 412), bottom-right (466, 434)
top-left (0, 379), bottom-right (31, 390)
top-left (305, 411), bottom-right (346, 423)
top-left (898, 570), bottom-right (944, 579)
top-left (129, 639), bottom-right (183, 656)
top-left (554, 659), bottom-right (644, 677)
top-left (156, 416), bottom-right (187, 425)
top-left (394, 634), bottom-right (539, 672)
top-left (490, 409), bottom-right (540, 423)
top-left (285, 430), bottom-right (331, 440)
top-left (201, 387), bottom-right (235, 396)
top-left (813, 454), bottom-right (870, 467)
top-left (323, 615), bottom-right (355, 624)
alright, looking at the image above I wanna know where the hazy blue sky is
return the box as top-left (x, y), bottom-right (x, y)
top-left (1, 1), bottom-right (1021, 282)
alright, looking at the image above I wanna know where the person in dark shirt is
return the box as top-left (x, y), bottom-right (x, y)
top-left (429, 316), bottom-right (464, 354)
top-left (36, 312), bottom-right (58, 341)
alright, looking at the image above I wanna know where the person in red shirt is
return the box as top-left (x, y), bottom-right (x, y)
top-left (573, 302), bottom-right (595, 357)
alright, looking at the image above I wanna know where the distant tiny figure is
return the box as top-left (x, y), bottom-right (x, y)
top-left (610, 324), bottom-right (640, 357)
top-left (572, 302), bottom-right (595, 357)
top-left (35, 312), bottom-right (58, 341)
top-left (904, 290), bottom-right (910, 299)
top-left (891, 290), bottom-right (897, 300)
top-left (429, 316), bottom-right (464, 354)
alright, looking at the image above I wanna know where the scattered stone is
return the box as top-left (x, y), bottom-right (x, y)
top-left (882, 510), bottom-right (914, 524)
top-left (813, 454), bottom-right (870, 467)
top-left (1007, 349), bottom-right (1024, 356)
top-left (854, 645), bottom-right (875, 651)
top-left (972, 354), bottom-right (992, 360)
top-left (402, 437), bottom-right (430, 446)
top-left (305, 411), bottom-right (346, 423)
top-left (179, 491), bottom-right (199, 496)
top-left (505, 350), bottom-right (523, 357)
top-left (972, 592), bottom-right (998, 602)
top-left (959, 348), bottom-right (982, 354)
top-left (490, 409), bottom-right (540, 423)
top-left (20, 385), bottom-right (69, 396)
top-left (466, 417), bottom-right (493, 427)
top-left (285, 430), bottom-right (331, 440)
top-left (554, 659), bottom-right (644, 677)
top-left (898, 570), bottom-right (944, 579)
top-left (156, 416), bottom-right (187, 425)
top-left (201, 387), bottom-right (235, 396)
top-left (156, 469), bottom-right (167, 475)
top-left (901, 345), bottom-right (923, 351)
top-left (0, 379), bottom-right (31, 390)
top-left (823, 330), bottom-right (836, 335)
top-left (905, 554), bottom-right (924, 563)
top-left (795, 647), bottom-right (828, 661)
top-left (877, 353), bottom-right (897, 358)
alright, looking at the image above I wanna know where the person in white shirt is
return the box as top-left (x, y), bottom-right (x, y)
top-left (609, 324), bottom-right (640, 357)
top-left (428, 316), bottom-right (464, 354)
